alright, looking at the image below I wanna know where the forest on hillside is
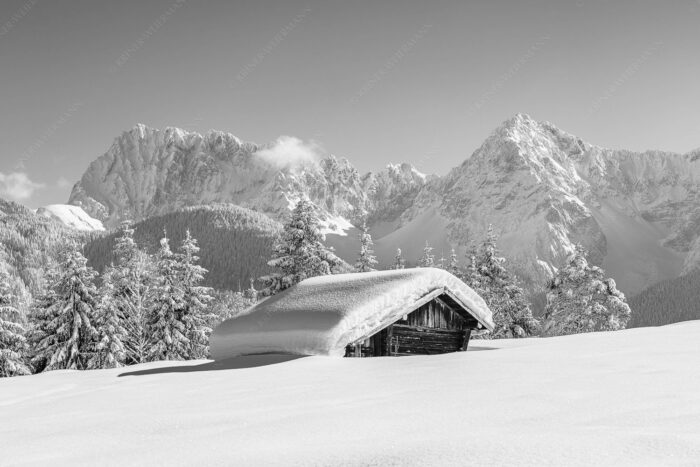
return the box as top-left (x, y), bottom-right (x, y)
top-left (84, 204), bottom-right (282, 291)
top-left (0, 198), bottom-right (95, 302)
top-left (628, 268), bottom-right (700, 327)
top-left (0, 195), bottom-right (694, 380)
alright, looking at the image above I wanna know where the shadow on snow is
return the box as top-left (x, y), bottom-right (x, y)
top-left (118, 345), bottom-right (497, 377)
top-left (118, 353), bottom-right (306, 377)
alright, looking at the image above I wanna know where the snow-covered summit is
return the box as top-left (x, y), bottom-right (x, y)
top-left (35, 204), bottom-right (105, 231)
top-left (211, 268), bottom-right (493, 359)
top-left (396, 113), bottom-right (700, 295)
top-left (68, 117), bottom-right (700, 296)
top-left (68, 124), bottom-right (430, 230)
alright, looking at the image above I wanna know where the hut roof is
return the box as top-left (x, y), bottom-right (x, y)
top-left (210, 268), bottom-right (494, 358)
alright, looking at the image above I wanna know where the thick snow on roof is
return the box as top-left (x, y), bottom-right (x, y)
top-left (210, 268), bottom-right (494, 358)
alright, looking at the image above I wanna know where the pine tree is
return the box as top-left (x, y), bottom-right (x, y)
top-left (355, 221), bottom-right (378, 272)
top-left (477, 226), bottom-right (507, 279)
top-left (244, 278), bottom-right (258, 302)
top-left (148, 234), bottom-right (188, 361)
top-left (437, 250), bottom-right (446, 270)
top-left (419, 241), bottom-right (435, 267)
top-left (393, 248), bottom-right (405, 270)
top-left (0, 271), bottom-right (30, 377)
top-left (178, 230), bottom-right (214, 359)
top-left (89, 267), bottom-right (127, 369)
top-left (260, 199), bottom-right (342, 295)
top-left (114, 220), bottom-right (138, 264)
top-left (29, 246), bottom-right (99, 371)
top-left (448, 248), bottom-right (461, 278)
top-left (27, 272), bottom-right (58, 372)
top-left (543, 244), bottom-right (631, 336)
top-left (464, 244), bottom-right (481, 288)
top-left (471, 226), bottom-right (539, 338)
top-left (112, 221), bottom-right (153, 364)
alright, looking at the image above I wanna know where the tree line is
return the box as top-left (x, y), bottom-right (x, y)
top-left (1, 198), bottom-right (633, 378)
top-left (259, 199), bottom-right (631, 340)
top-left (1, 221), bottom-right (256, 377)
top-left (83, 204), bottom-right (280, 291)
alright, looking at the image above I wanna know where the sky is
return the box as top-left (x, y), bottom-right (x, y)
top-left (1, 0), bottom-right (699, 208)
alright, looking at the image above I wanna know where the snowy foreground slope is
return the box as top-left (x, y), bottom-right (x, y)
top-left (2, 323), bottom-right (700, 466)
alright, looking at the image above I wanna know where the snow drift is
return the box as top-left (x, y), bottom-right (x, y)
top-left (210, 268), bottom-right (494, 359)
top-left (2, 322), bottom-right (699, 466)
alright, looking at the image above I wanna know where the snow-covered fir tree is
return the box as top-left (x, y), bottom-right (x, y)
top-left (89, 266), bottom-right (127, 369)
top-left (260, 198), bottom-right (342, 295)
top-left (0, 271), bottom-right (30, 377)
top-left (469, 226), bottom-right (539, 338)
top-left (448, 248), bottom-right (461, 278)
top-left (148, 234), bottom-right (188, 361)
top-left (355, 220), bottom-right (378, 272)
top-left (543, 244), bottom-right (631, 336)
top-left (244, 278), bottom-right (258, 302)
top-left (29, 246), bottom-right (99, 371)
top-left (178, 230), bottom-right (214, 359)
top-left (210, 290), bottom-right (255, 324)
top-left (111, 221), bottom-right (153, 364)
top-left (393, 248), bottom-right (405, 270)
top-left (419, 241), bottom-right (435, 267)
top-left (464, 244), bottom-right (481, 287)
top-left (437, 251), bottom-right (446, 270)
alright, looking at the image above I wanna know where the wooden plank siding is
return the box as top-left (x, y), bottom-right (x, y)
top-left (345, 293), bottom-right (480, 357)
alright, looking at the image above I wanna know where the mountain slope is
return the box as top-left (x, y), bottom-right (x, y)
top-left (628, 268), bottom-right (700, 327)
top-left (36, 204), bottom-right (105, 231)
top-left (398, 114), bottom-right (698, 294)
top-left (0, 197), bottom-right (92, 310)
top-left (68, 125), bottom-right (427, 232)
top-left (69, 117), bottom-right (700, 297)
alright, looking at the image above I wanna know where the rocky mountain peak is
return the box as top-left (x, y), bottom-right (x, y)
top-left (68, 125), bottom-right (429, 232)
top-left (66, 118), bottom-right (700, 298)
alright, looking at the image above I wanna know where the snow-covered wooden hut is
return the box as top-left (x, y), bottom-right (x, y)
top-left (210, 268), bottom-right (494, 359)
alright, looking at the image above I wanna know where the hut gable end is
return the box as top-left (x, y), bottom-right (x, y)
top-left (345, 291), bottom-right (481, 357)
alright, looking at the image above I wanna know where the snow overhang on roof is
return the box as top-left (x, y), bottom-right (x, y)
top-left (210, 268), bottom-right (494, 358)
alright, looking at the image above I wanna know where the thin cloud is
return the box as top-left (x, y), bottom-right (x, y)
top-left (0, 172), bottom-right (45, 201)
top-left (56, 177), bottom-right (74, 189)
top-left (254, 136), bottom-right (323, 168)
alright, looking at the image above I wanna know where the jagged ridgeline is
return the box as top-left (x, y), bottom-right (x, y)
top-left (0, 198), bottom-right (95, 295)
top-left (628, 269), bottom-right (700, 328)
top-left (83, 204), bottom-right (281, 291)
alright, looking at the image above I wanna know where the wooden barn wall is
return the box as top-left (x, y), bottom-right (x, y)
top-left (398, 298), bottom-right (467, 330)
top-left (345, 296), bottom-right (475, 357)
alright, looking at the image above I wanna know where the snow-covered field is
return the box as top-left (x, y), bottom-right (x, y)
top-left (2, 322), bottom-right (700, 466)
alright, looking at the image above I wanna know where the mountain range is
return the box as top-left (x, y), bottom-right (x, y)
top-left (63, 114), bottom-right (700, 298)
